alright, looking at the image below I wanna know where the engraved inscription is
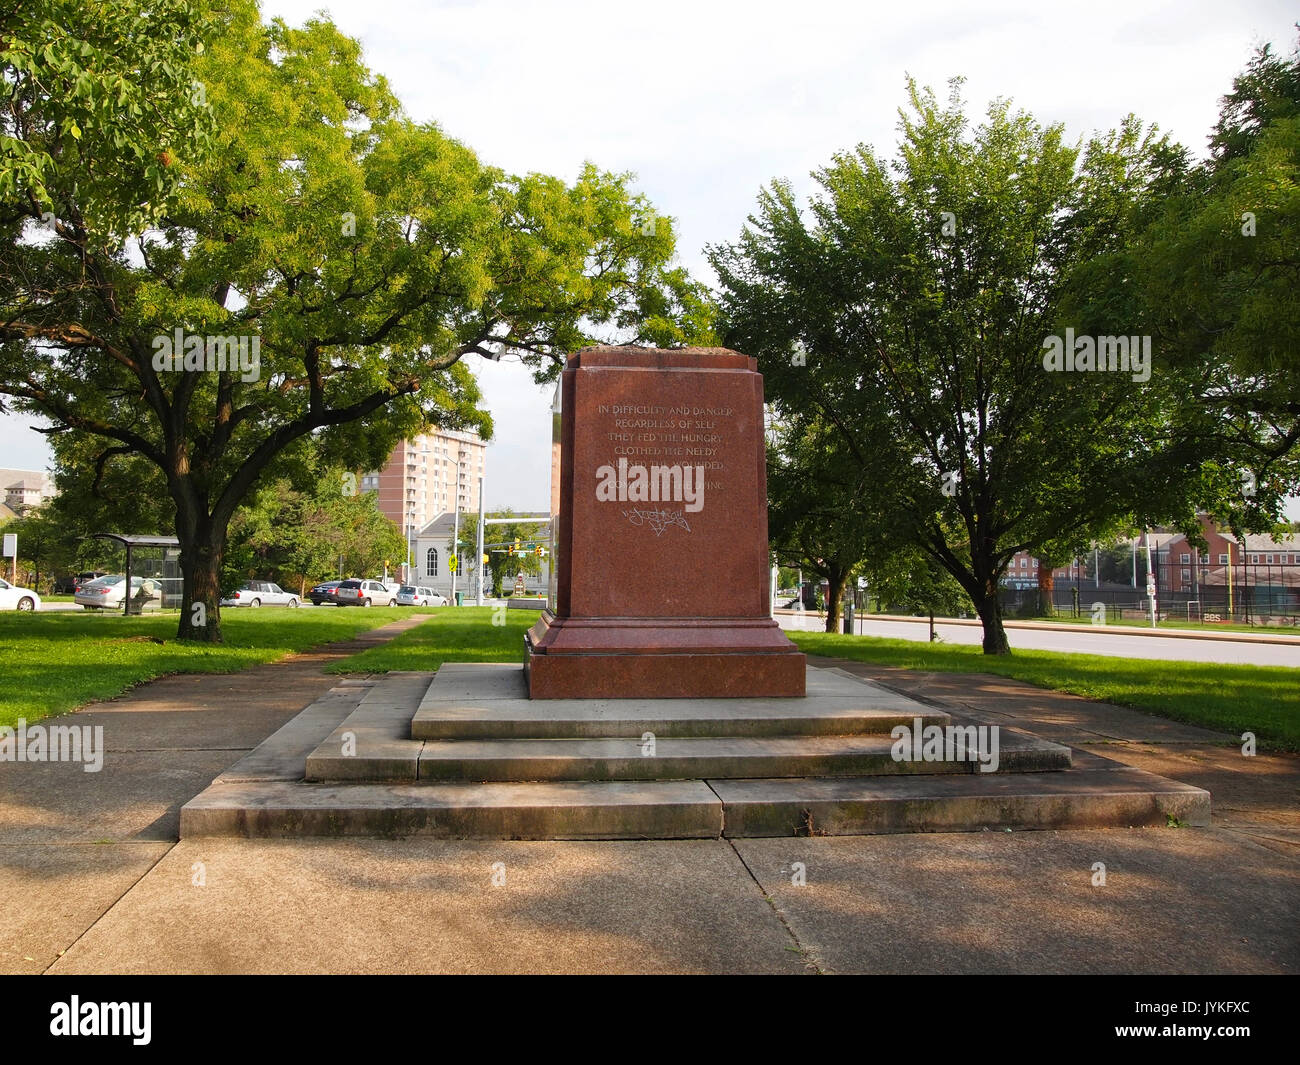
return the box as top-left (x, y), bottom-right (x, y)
top-left (595, 402), bottom-right (736, 508)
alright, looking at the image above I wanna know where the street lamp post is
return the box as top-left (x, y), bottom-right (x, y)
top-left (406, 516), bottom-right (414, 585)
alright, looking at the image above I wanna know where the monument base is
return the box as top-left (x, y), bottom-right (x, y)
top-left (525, 611), bottom-right (807, 699)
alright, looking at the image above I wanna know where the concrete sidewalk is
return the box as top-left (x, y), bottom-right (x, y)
top-left (3, 641), bottom-right (1296, 974)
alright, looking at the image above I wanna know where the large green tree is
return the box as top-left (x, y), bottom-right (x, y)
top-left (0, 0), bottom-right (709, 642)
top-left (712, 80), bottom-right (1202, 654)
top-left (1137, 35), bottom-right (1300, 531)
top-left (766, 415), bottom-right (877, 632)
top-left (222, 471), bottom-right (407, 595)
top-left (0, 506), bottom-right (71, 590)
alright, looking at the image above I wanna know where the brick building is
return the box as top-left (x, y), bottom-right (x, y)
top-left (1003, 515), bottom-right (1300, 621)
top-left (360, 430), bottom-right (486, 582)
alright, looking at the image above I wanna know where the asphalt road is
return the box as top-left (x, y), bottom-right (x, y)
top-left (776, 611), bottom-right (1300, 667)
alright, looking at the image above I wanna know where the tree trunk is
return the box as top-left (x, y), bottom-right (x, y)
top-left (974, 579), bottom-right (1010, 654)
top-left (824, 570), bottom-right (847, 633)
top-left (1036, 559), bottom-right (1055, 616)
top-left (177, 529), bottom-right (224, 643)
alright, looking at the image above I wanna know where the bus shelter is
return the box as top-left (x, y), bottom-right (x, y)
top-left (89, 533), bottom-right (182, 616)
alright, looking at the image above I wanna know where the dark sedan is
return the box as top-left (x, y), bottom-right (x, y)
top-left (309, 580), bottom-right (344, 606)
top-left (53, 570), bottom-right (109, 594)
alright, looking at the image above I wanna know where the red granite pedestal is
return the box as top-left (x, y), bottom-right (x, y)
top-left (525, 346), bottom-right (805, 699)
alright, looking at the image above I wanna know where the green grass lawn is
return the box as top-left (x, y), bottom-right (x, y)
top-left (0, 608), bottom-right (399, 727)
top-left (326, 606), bottom-right (535, 674)
top-left (8, 603), bottom-right (1293, 752)
top-left (333, 610), bottom-right (1298, 750)
top-left (791, 632), bottom-right (1300, 751)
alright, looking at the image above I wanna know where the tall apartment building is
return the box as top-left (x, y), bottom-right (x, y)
top-left (361, 430), bottom-right (486, 579)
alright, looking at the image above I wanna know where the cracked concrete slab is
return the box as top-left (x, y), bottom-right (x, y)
top-left (735, 828), bottom-right (1300, 974)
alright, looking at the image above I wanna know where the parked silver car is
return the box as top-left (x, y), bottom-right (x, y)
top-left (74, 575), bottom-right (162, 611)
top-left (395, 585), bottom-right (446, 607)
top-left (220, 580), bottom-right (300, 608)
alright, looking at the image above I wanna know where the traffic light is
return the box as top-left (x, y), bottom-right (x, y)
top-left (448, 555), bottom-right (457, 573)
top-left (481, 553), bottom-right (489, 566)
top-left (507, 544), bottom-right (514, 556)
top-left (533, 544), bottom-right (543, 557)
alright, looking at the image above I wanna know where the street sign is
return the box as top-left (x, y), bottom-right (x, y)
top-left (1, 534), bottom-right (14, 558)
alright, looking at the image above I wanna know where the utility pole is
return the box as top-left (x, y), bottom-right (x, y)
top-left (1145, 531), bottom-right (1156, 627)
top-left (1227, 540), bottom-right (1235, 619)
top-left (450, 466), bottom-right (461, 605)
top-left (476, 474), bottom-right (485, 606)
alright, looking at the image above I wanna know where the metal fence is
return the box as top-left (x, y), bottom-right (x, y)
top-left (1002, 565), bottom-right (1300, 626)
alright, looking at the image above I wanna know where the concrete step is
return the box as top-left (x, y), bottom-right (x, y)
top-left (412, 700), bottom-right (947, 740)
top-left (180, 767), bottom-right (1208, 840)
top-left (412, 662), bottom-right (949, 739)
top-left (713, 769), bottom-right (1211, 836)
top-left (412, 732), bottom-right (1069, 783)
top-left (305, 672), bottom-right (433, 782)
top-left (182, 779), bottom-right (722, 839)
top-left (182, 664), bottom-right (1210, 840)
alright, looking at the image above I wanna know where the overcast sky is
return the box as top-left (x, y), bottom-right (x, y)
top-left (3, 0), bottom-right (1296, 516)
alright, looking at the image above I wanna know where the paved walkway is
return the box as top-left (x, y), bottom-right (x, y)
top-left (3, 636), bottom-right (1295, 974)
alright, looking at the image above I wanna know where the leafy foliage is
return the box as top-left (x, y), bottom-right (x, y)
top-left (221, 471), bottom-right (407, 594)
top-left (0, 0), bottom-right (711, 642)
top-left (1136, 33), bottom-right (1300, 535)
top-left (766, 416), bottom-right (877, 631)
top-left (713, 79), bottom-right (1203, 654)
top-left (0, 0), bottom-right (216, 236)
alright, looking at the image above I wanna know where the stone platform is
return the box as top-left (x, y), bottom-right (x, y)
top-left (181, 664), bottom-right (1210, 839)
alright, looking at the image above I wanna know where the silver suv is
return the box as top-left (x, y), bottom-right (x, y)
top-left (334, 578), bottom-right (396, 607)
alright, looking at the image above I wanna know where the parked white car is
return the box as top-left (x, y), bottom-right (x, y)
top-left (0, 578), bottom-right (41, 611)
top-left (74, 575), bottom-right (162, 611)
top-left (334, 578), bottom-right (397, 607)
top-left (220, 580), bottom-right (300, 608)
top-left (395, 585), bottom-right (446, 607)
